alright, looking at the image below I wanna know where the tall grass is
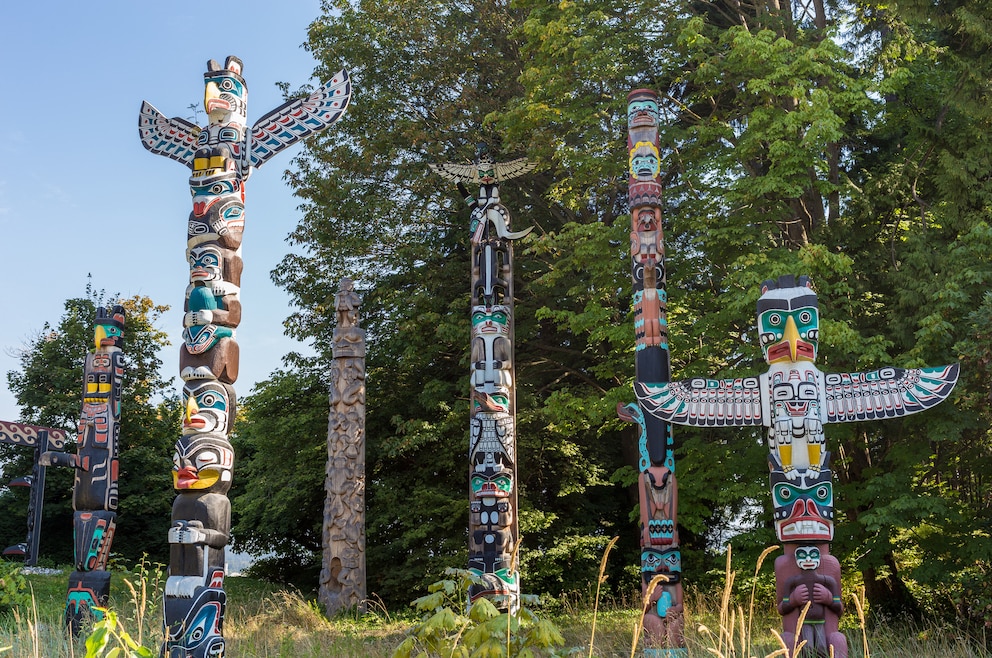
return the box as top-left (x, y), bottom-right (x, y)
top-left (3, 558), bottom-right (992, 658)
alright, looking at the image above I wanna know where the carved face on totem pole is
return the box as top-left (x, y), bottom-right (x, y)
top-left (757, 275), bottom-right (819, 364)
top-left (93, 306), bottom-right (126, 350)
top-left (182, 380), bottom-right (236, 436)
top-left (173, 434), bottom-right (235, 495)
top-left (770, 464), bottom-right (834, 542)
top-left (203, 57), bottom-right (247, 127)
top-left (794, 545), bottom-right (821, 571)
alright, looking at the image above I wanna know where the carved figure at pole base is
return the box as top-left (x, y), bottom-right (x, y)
top-left (776, 544), bottom-right (846, 658)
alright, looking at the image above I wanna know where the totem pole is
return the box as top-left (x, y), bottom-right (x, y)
top-left (36, 306), bottom-right (126, 634)
top-left (430, 148), bottom-right (535, 608)
top-left (635, 274), bottom-right (959, 658)
top-left (616, 89), bottom-right (685, 658)
top-left (320, 277), bottom-right (367, 616)
top-left (0, 422), bottom-right (68, 565)
top-left (139, 56), bottom-right (350, 655)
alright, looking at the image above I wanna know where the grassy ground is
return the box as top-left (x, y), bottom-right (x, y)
top-left (1, 565), bottom-right (991, 657)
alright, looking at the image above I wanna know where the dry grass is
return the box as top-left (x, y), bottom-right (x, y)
top-left (2, 557), bottom-right (992, 658)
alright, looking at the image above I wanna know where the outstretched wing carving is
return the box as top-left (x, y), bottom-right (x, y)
top-left (823, 363), bottom-right (959, 423)
top-left (138, 101), bottom-right (199, 167)
top-left (494, 157), bottom-right (536, 181)
top-left (430, 157), bottom-right (536, 184)
top-left (634, 377), bottom-right (764, 427)
top-left (429, 162), bottom-right (477, 183)
top-left (249, 69), bottom-right (352, 170)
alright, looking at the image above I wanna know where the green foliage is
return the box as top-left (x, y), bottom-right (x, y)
top-left (0, 561), bottom-right (28, 612)
top-left (2, 284), bottom-right (175, 564)
top-left (217, 0), bottom-right (992, 625)
top-left (83, 609), bottom-right (155, 658)
top-left (231, 360), bottom-right (329, 560)
top-left (392, 568), bottom-right (564, 658)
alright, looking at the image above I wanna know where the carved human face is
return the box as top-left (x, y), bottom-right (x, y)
top-left (629, 141), bottom-right (661, 181)
top-left (627, 95), bottom-right (660, 129)
top-left (172, 434), bottom-right (234, 493)
top-left (182, 381), bottom-right (234, 435)
top-left (794, 546), bottom-right (821, 571)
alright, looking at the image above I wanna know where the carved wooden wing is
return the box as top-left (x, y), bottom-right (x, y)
top-left (249, 69), bottom-right (352, 170)
top-left (429, 162), bottom-right (478, 183)
top-left (430, 157), bottom-right (536, 184)
top-left (823, 363), bottom-right (959, 423)
top-left (634, 377), bottom-right (764, 427)
top-left (138, 101), bottom-right (199, 167)
top-left (494, 157), bottom-right (536, 182)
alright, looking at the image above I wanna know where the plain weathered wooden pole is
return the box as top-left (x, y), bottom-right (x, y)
top-left (320, 277), bottom-right (367, 616)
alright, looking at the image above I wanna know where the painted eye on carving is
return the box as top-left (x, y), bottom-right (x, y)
top-left (767, 313), bottom-right (782, 326)
top-left (219, 79), bottom-right (235, 91)
top-left (775, 484), bottom-right (792, 502)
top-left (798, 310), bottom-right (812, 324)
top-left (815, 485), bottom-right (831, 501)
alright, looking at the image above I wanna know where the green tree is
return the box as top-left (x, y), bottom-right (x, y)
top-left (2, 284), bottom-right (177, 565)
top-left (230, 357), bottom-right (329, 582)
top-left (234, 0), bottom-right (992, 620)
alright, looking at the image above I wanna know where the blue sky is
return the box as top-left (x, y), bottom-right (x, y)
top-left (0, 1), bottom-right (336, 421)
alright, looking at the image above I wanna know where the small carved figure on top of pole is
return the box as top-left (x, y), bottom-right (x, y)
top-left (430, 146), bottom-right (535, 609)
top-left (139, 55), bottom-right (350, 656)
top-left (635, 274), bottom-right (959, 658)
top-left (320, 277), bottom-right (367, 616)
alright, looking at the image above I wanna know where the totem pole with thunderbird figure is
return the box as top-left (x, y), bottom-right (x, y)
top-left (139, 56), bottom-right (350, 656)
top-left (430, 147), bottom-right (535, 609)
top-left (635, 274), bottom-right (959, 658)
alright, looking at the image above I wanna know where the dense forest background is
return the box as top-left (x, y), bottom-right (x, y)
top-left (4, 0), bottom-right (992, 626)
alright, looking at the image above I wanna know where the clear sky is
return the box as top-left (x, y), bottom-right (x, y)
top-left (0, 1), bottom-right (335, 422)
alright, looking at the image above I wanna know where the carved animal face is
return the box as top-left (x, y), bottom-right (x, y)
top-left (756, 275), bottom-right (819, 364)
top-left (172, 434), bottom-right (234, 493)
top-left (770, 466), bottom-right (834, 542)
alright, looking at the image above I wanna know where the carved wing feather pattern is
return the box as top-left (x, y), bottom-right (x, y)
top-left (634, 377), bottom-right (764, 427)
top-left (0, 421), bottom-right (68, 450)
top-left (494, 157), bottom-right (536, 182)
top-left (138, 101), bottom-right (199, 166)
top-left (429, 162), bottom-right (478, 183)
top-left (249, 69), bottom-right (352, 170)
top-left (824, 363), bottom-right (959, 423)
top-left (430, 158), bottom-right (536, 184)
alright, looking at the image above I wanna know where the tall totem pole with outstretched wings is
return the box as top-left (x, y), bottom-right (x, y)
top-left (139, 56), bottom-right (350, 656)
top-left (635, 274), bottom-right (959, 658)
top-left (431, 147), bottom-right (535, 609)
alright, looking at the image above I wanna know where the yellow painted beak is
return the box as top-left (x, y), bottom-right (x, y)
top-left (784, 315), bottom-right (800, 362)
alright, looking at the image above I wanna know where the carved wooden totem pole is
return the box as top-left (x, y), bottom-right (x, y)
top-left (617, 89), bottom-right (685, 658)
top-left (320, 277), bottom-right (367, 616)
top-left (430, 148), bottom-right (535, 608)
top-left (38, 306), bottom-right (126, 634)
top-left (635, 275), bottom-right (959, 658)
top-left (139, 56), bottom-right (350, 656)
